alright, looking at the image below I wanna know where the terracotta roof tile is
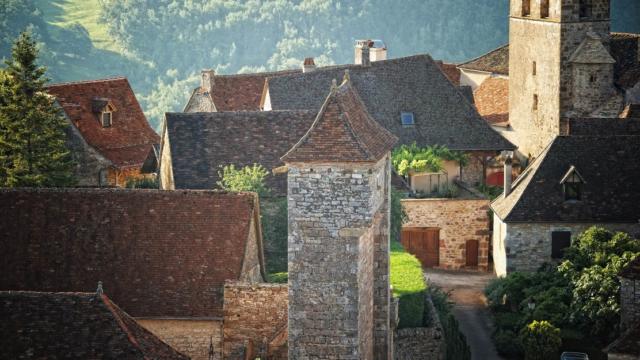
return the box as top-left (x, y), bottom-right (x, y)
top-left (282, 80), bottom-right (397, 163)
top-left (0, 188), bottom-right (263, 318)
top-left (0, 291), bottom-right (188, 359)
top-left (46, 78), bottom-right (160, 168)
top-left (474, 77), bottom-right (510, 126)
top-left (435, 61), bottom-right (461, 85)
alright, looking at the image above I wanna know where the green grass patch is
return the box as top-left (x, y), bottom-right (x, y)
top-left (390, 240), bottom-right (427, 328)
top-left (267, 272), bottom-right (288, 284)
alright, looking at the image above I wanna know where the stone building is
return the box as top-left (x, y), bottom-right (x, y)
top-left (491, 128), bottom-right (640, 276)
top-left (0, 291), bottom-right (188, 359)
top-left (46, 77), bottom-right (160, 187)
top-left (0, 188), bottom-right (265, 360)
top-left (282, 79), bottom-right (397, 359)
top-left (605, 257), bottom-right (640, 359)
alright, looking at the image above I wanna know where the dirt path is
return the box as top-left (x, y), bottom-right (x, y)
top-left (424, 269), bottom-right (503, 360)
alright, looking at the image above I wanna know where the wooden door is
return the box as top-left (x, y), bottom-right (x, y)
top-left (401, 228), bottom-right (440, 268)
top-left (466, 240), bottom-right (479, 267)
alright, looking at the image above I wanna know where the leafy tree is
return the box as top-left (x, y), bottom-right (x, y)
top-left (519, 320), bottom-right (562, 360)
top-left (0, 31), bottom-right (74, 187)
top-left (217, 164), bottom-right (270, 197)
top-left (390, 189), bottom-right (407, 242)
top-left (392, 143), bottom-right (469, 176)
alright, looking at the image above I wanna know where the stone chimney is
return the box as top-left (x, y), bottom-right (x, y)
top-left (503, 151), bottom-right (513, 197)
top-left (355, 39), bottom-right (387, 66)
top-left (201, 69), bottom-right (215, 93)
top-left (302, 57), bottom-right (316, 73)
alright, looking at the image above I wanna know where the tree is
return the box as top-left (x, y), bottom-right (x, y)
top-left (519, 320), bottom-right (562, 360)
top-left (217, 164), bottom-right (270, 197)
top-left (0, 31), bottom-right (75, 187)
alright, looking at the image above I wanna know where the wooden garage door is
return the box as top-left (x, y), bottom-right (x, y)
top-left (401, 228), bottom-right (440, 268)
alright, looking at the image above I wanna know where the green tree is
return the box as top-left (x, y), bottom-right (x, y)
top-left (519, 320), bottom-right (562, 360)
top-left (217, 164), bottom-right (270, 197)
top-left (0, 31), bottom-right (74, 187)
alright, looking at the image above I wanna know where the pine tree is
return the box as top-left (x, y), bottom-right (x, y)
top-left (0, 31), bottom-right (75, 187)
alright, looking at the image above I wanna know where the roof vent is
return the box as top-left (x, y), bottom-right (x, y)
top-left (355, 39), bottom-right (387, 65)
top-left (302, 57), bottom-right (316, 73)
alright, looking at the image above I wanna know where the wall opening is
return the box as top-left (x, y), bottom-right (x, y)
top-left (522, 0), bottom-right (531, 16)
top-left (579, 0), bottom-right (593, 19)
top-left (533, 94), bottom-right (539, 111)
top-left (540, 0), bottom-right (550, 18)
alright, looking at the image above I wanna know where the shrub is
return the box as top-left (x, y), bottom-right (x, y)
top-left (267, 272), bottom-right (288, 284)
top-left (392, 143), bottom-right (469, 176)
top-left (390, 241), bottom-right (426, 328)
top-left (493, 329), bottom-right (523, 358)
top-left (519, 320), bottom-right (562, 360)
top-left (217, 164), bottom-right (270, 197)
top-left (125, 176), bottom-right (158, 189)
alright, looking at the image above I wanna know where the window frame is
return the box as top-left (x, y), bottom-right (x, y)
top-left (401, 112), bottom-right (415, 127)
top-left (551, 231), bottom-right (572, 259)
top-left (540, 0), bottom-right (550, 18)
top-left (101, 111), bottom-right (112, 128)
top-left (522, 0), bottom-right (531, 16)
top-left (579, 0), bottom-right (593, 19)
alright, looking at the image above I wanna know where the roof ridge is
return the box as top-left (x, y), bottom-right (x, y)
top-left (46, 76), bottom-right (128, 87)
top-left (99, 294), bottom-right (145, 355)
top-left (335, 89), bottom-right (375, 160)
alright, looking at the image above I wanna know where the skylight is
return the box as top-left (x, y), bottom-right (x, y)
top-left (401, 112), bottom-right (415, 126)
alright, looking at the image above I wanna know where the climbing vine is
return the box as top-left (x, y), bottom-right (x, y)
top-left (391, 143), bottom-right (469, 176)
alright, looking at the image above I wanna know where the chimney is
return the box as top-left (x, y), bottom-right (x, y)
top-left (355, 40), bottom-right (372, 67)
top-left (201, 69), bottom-right (215, 93)
top-left (503, 151), bottom-right (513, 197)
top-left (302, 57), bottom-right (316, 73)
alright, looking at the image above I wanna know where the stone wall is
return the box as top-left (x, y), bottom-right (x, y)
top-left (287, 156), bottom-right (390, 359)
top-left (493, 219), bottom-right (640, 276)
top-left (138, 319), bottom-right (223, 360)
top-left (239, 216), bottom-right (264, 283)
top-left (620, 277), bottom-right (640, 332)
top-left (64, 119), bottom-right (112, 187)
top-left (222, 282), bottom-right (288, 359)
top-left (159, 126), bottom-right (175, 190)
top-left (394, 293), bottom-right (445, 360)
top-left (402, 198), bottom-right (491, 271)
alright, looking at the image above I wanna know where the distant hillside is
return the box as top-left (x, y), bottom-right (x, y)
top-left (1, 0), bottom-right (638, 129)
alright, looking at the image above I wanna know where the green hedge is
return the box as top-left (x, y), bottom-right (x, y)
top-left (390, 241), bottom-right (427, 328)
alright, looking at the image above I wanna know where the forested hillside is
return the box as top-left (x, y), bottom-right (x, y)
top-left (1, 0), bottom-right (638, 129)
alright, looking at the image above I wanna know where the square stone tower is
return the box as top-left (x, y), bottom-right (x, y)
top-left (282, 77), bottom-right (397, 359)
top-left (509, 0), bottom-right (620, 158)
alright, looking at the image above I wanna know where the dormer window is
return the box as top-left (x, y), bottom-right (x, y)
top-left (560, 165), bottom-right (585, 201)
top-left (401, 112), bottom-right (415, 126)
top-left (92, 97), bottom-right (117, 128)
top-left (101, 112), bottom-right (112, 128)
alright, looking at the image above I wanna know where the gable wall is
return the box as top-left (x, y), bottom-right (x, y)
top-left (239, 216), bottom-right (264, 283)
top-left (160, 126), bottom-right (175, 190)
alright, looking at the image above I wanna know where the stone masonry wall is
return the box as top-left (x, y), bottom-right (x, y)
top-left (374, 158), bottom-right (392, 360)
top-left (64, 120), bottom-right (112, 187)
top-left (138, 319), bottom-right (223, 360)
top-left (394, 292), bottom-right (445, 360)
top-left (495, 221), bottom-right (640, 275)
top-left (402, 198), bottom-right (491, 271)
top-left (287, 157), bottom-right (389, 359)
top-left (222, 282), bottom-right (288, 359)
top-left (620, 277), bottom-right (640, 332)
top-left (239, 216), bottom-right (263, 283)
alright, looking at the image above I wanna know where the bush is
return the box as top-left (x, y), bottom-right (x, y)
top-left (267, 272), bottom-right (288, 284)
top-left (392, 143), bottom-right (469, 176)
top-left (493, 329), bottom-right (523, 358)
top-left (390, 241), bottom-right (427, 328)
top-left (519, 320), bottom-right (562, 360)
top-left (431, 287), bottom-right (471, 360)
top-left (217, 164), bottom-right (270, 197)
top-left (125, 176), bottom-right (158, 189)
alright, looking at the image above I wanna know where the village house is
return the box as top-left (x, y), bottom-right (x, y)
top-left (46, 77), bottom-right (160, 187)
top-left (0, 188), bottom-right (266, 360)
top-left (0, 290), bottom-right (188, 359)
top-left (605, 257), bottom-right (640, 359)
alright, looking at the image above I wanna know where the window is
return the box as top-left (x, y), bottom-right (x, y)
top-left (522, 0), bottom-right (531, 16)
top-left (401, 112), bottom-right (415, 126)
top-left (589, 74), bottom-right (597, 83)
top-left (579, 0), bottom-right (592, 18)
top-left (540, 0), bottom-right (550, 18)
top-left (560, 166), bottom-right (585, 201)
top-left (532, 61), bottom-right (537, 76)
top-left (533, 94), bottom-right (539, 111)
top-left (551, 231), bottom-right (571, 259)
top-left (101, 112), bottom-right (112, 128)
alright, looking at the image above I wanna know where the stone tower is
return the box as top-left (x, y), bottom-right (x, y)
top-left (282, 78), bottom-right (397, 359)
top-left (509, 0), bottom-right (621, 158)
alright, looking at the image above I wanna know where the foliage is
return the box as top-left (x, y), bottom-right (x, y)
top-left (493, 329), bottom-right (522, 358)
top-left (0, 31), bottom-right (75, 187)
top-left (391, 143), bottom-right (469, 176)
top-left (260, 197), bottom-right (288, 273)
top-left (476, 183), bottom-right (502, 200)
top-left (430, 287), bottom-right (471, 360)
top-left (519, 320), bottom-right (562, 360)
top-left (390, 240), bottom-right (427, 328)
top-left (124, 176), bottom-right (158, 189)
top-left (390, 189), bottom-right (408, 243)
top-left (411, 184), bottom-right (460, 199)
top-left (267, 272), bottom-right (288, 284)
top-left (217, 164), bottom-right (270, 197)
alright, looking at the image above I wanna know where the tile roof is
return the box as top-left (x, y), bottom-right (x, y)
top-left (458, 45), bottom-right (509, 75)
top-left (473, 77), bottom-right (510, 126)
top-left (266, 55), bottom-right (514, 151)
top-left (435, 61), bottom-right (461, 85)
top-left (46, 77), bottom-right (160, 168)
top-left (0, 291), bottom-right (188, 359)
top-left (606, 324), bottom-right (640, 357)
top-left (0, 188), bottom-right (264, 318)
top-left (184, 70), bottom-right (301, 112)
top-left (164, 110), bottom-right (316, 195)
top-left (491, 134), bottom-right (640, 223)
top-left (282, 80), bottom-right (397, 163)
top-left (620, 256), bottom-right (640, 280)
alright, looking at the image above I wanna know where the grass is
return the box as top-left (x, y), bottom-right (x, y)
top-left (390, 240), bottom-right (428, 328)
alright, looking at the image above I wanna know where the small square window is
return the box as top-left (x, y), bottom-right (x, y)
top-left (401, 112), bottom-right (415, 126)
top-left (102, 112), bottom-right (112, 128)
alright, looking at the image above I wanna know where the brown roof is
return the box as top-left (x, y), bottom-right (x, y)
top-left (0, 188), bottom-right (264, 318)
top-left (473, 77), bottom-right (510, 127)
top-left (282, 79), bottom-right (397, 163)
top-left (458, 45), bottom-right (509, 75)
top-left (0, 291), bottom-right (188, 359)
top-left (435, 61), bottom-right (461, 85)
top-left (46, 77), bottom-right (160, 168)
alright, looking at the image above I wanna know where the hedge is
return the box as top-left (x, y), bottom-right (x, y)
top-left (390, 240), bottom-right (427, 328)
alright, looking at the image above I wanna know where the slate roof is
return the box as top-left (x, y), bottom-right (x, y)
top-left (473, 77), bottom-right (510, 127)
top-left (0, 291), bottom-right (188, 359)
top-left (568, 117), bottom-right (640, 135)
top-left (164, 110), bottom-right (316, 194)
top-left (606, 324), bottom-right (640, 357)
top-left (266, 55), bottom-right (514, 151)
top-left (620, 256), bottom-right (640, 280)
top-left (458, 45), bottom-right (510, 75)
top-left (46, 77), bottom-right (160, 168)
top-left (185, 69), bottom-right (301, 112)
top-left (459, 33), bottom-right (639, 88)
top-left (0, 188), bottom-right (264, 318)
top-left (491, 135), bottom-right (640, 223)
top-left (282, 80), bottom-right (397, 163)
top-left (435, 61), bottom-right (461, 85)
